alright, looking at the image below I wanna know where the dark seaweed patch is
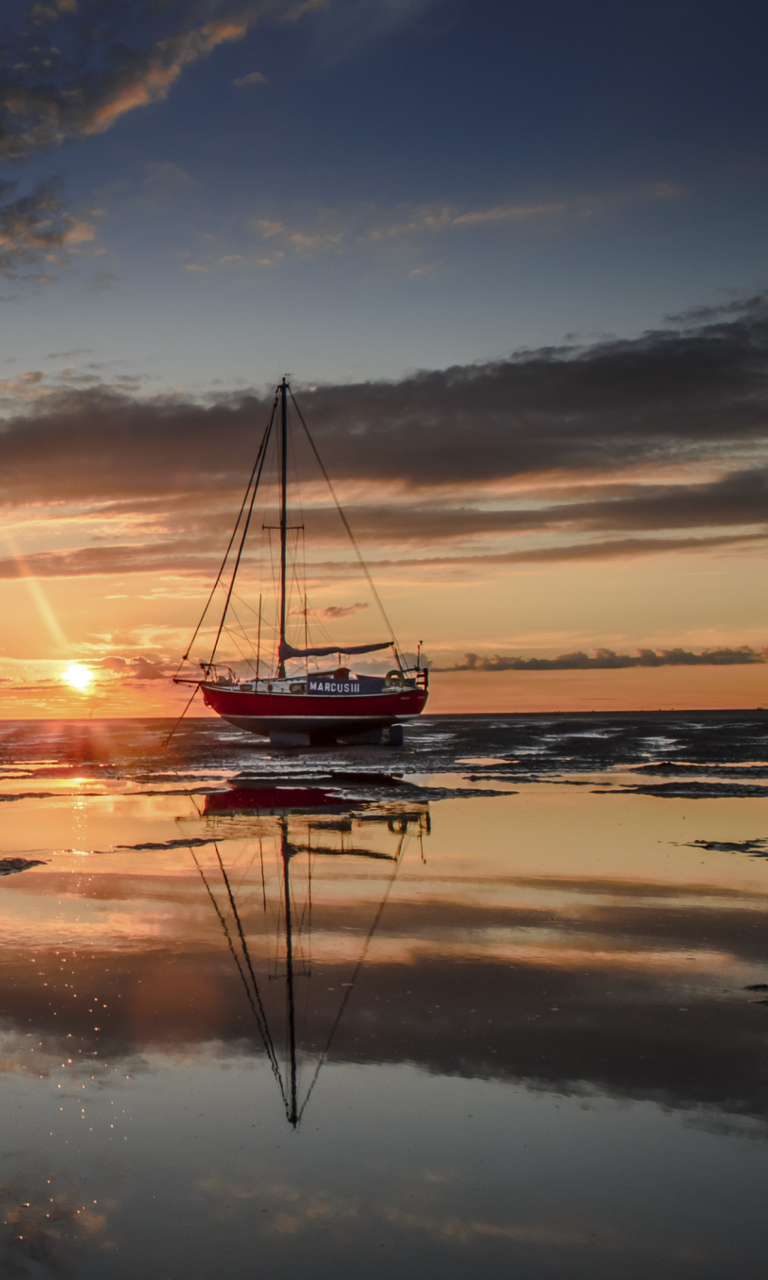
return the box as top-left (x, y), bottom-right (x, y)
top-left (0, 857), bottom-right (47, 875)
top-left (595, 782), bottom-right (768, 799)
top-left (684, 839), bottom-right (768, 854)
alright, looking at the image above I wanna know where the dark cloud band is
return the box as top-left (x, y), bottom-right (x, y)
top-left (1, 304), bottom-right (767, 577)
top-left (441, 647), bottom-right (767, 672)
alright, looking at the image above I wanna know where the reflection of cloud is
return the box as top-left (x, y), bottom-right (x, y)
top-left (2, 857), bottom-right (768, 1130)
top-left (0, 1176), bottom-right (106, 1278)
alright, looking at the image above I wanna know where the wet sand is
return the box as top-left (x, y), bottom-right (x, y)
top-left (0, 713), bottom-right (766, 1278)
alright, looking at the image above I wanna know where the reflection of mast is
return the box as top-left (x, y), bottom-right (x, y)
top-left (191, 801), bottom-right (429, 1127)
top-left (280, 818), bottom-right (298, 1126)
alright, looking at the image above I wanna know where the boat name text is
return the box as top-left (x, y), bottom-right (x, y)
top-left (308, 679), bottom-right (361, 695)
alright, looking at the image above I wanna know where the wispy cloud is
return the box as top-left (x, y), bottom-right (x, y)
top-left (186, 182), bottom-right (683, 271)
top-left (233, 70), bottom-right (267, 86)
top-left (0, 5), bottom-right (262, 162)
top-left (283, 0), bottom-right (330, 23)
top-left (318, 602), bottom-right (368, 618)
top-left (80, 17), bottom-right (252, 137)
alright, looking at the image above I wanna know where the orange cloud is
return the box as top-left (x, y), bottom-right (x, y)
top-left (82, 18), bottom-right (252, 136)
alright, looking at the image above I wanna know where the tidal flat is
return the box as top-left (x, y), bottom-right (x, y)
top-left (0, 712), bottom-right (767, 1279)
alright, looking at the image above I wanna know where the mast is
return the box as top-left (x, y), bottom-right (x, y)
top-left (278, 377), bottom-right (289, 678)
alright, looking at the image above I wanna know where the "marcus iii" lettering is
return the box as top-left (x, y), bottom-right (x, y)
top-left (307, 679), bottom-right (361, 695)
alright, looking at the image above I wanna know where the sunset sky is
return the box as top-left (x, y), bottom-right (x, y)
top-left (1, 0), bottom-right (767, 715)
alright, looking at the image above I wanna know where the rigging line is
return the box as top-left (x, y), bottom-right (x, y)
top-left (209, 402), bottom-right (276, 666)
top-left (297, 838), bottom-right (407, 1122)
top-left (231, 847), bottom-right (260, 899)
top-left (190, 848), bottom-right (286, 1100)
top-left (164, 682), bottom-right (200, 747)
top-left (232, 588), bottom-right (278, 633)
top-left (289, 386), bottom-right (403, 661)
top-left (221, 609), bottom-right (254, 662)
top-left (221, 604), bottom-right (258, 672)
top-left (225, 597), bottom-right (255, 640)
top-left (176, 393), bottom-right (277, 676)
top-left (218, 623), bottom-right (255, 673)
top-left (214, 844), bottom-right (286, 1099)
top-left (303, 598), bottom-right (335, 650)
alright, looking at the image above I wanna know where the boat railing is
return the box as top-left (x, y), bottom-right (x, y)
top-left (180, 661), bottom-right (428, 693)
top-left (408, 667), bottom-right (429, 691)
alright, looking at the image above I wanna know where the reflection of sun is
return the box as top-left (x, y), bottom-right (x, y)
top-left (62, 663), bottom-right (93, 692)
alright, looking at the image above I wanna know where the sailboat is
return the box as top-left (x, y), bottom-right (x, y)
top-left (190, 785), bottom-right (430, 1126)
top-left (174, 377), bottom-right (428, 747)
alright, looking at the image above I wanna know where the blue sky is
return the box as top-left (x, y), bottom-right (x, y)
top-left (3, 0), bottom-right (767, 389)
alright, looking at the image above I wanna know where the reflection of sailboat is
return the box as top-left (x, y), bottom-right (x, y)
top-left (190, 788), bottom-right (429, 1127)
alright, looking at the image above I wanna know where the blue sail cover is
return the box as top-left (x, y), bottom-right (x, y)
top-left (279, 639), bottom-right (393, 661)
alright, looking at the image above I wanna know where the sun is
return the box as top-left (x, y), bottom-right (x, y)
top-left (62, 663), bottom-right (94, 692)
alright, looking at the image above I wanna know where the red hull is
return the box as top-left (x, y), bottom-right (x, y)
top-left (201, 683), bottom-right (428, 740)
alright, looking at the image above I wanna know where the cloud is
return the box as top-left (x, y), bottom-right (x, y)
top-left (0, 0), bottom-right (447, 180)
top-left (144, 161), bottom-right (190, 184)
top-left (97, 655), bottom-right (167, 680)
top-left (0, 3), bottom-right (264, 283)
top-left (444, 647), bottom-right (767, 672)
top-left (81, 17), bottom-right (252, 137)
top-left (283, 0), bottom-right (330, 21)
top-left (233, 70), bottom-right (267, 86)
top-left (368, 183), bottom-right (682, 239)
top-left (362, 533), bottom-right (766, 570)
top-left (89, 270), bottom-right (124, 291)
top-left (0, 300), bottom-right (768, 579)
top-left (187, 182), bottom-right (682, 271)
top-left (0, 180), bottom-right (96, 280)
top-left (664, 291), bottom-right (768, 326)
top-left (290, 601), bottom-right (368, 618)
top-left (0, 3), bottom-right (262, 163)
top-left (0, 541), bottom-right (213, 580)
top-left (318, 602), bottom-right (368, 618)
